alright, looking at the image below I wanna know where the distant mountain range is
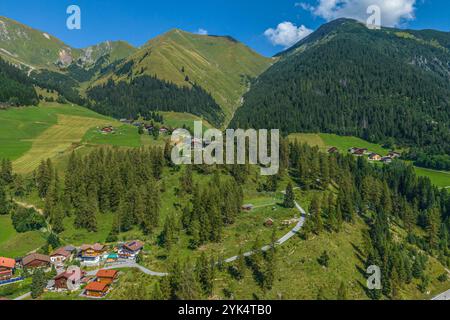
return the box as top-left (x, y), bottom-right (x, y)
top-left (231, 18), bottom-right (450, 169)
top-left (0, 16), bottom-right (449, 169)
top-left (0, 16), bottom-right (272, 124)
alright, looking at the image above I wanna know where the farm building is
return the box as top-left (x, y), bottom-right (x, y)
top-left (381, 157), bottom-right (393, 164)
top-left (101, 126), bottom-right (114, 134)
top-left (21, 253), bottom-right (50, 269)
top-left (368, 153), bottom-right (382, 161)
top-left (327, 147), bottom-right (339, 154)
top-left (0, 257), bottom-right (16, 281)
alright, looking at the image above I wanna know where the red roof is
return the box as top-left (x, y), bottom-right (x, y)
top-left (85, 281), bottom-right (109, 292)
top-left (0, 257), bottom-right (15, 269)
top-left (96, 269), bottom-right (118, 279)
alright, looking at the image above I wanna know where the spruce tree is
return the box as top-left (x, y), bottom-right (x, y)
top-left (283, 183), bottom-right (295, 208)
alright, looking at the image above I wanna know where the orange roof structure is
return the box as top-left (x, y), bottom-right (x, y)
top-left (85, 281), bottom-right (109, 292)
top-left (96, 269), bottom-right (118, 279)
top-left (0, 257), bottom-right (15, 269)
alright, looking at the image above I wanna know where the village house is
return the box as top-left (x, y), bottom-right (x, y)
top-left (50, 247), bottom-right (73, 267)
top-left (381, 157), bottom-right (393, 164)
top-left (119, 241), bottom-right (144, 260)
top-left (0, 257), bottom-right (16, 281)
top-left (84, 281), bottom-right (109, 298)
top-left (101, 126), bottom-right (114, 134)
top-left (368, 153), bottom-right (382, 161)
top-left (388, 151), bottom-right (401, 159)
top-left (96, 269), bottom-right (119, 284)
top-left (21, 253), bottom-right (50, 269)
top-left (80, 243), bottom-right (106, 265)
top-left (53, 267), bottom-right (81, 292)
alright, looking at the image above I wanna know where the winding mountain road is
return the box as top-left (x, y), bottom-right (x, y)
top-left (86, 198), bottom-right (308, 276)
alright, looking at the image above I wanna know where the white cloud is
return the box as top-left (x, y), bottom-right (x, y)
top-left (196, 28), bottom-right (208, 35)
top-left (297, 0), bottom-right (416, 27)
top-left (264, 22), bottom-right (313, 48)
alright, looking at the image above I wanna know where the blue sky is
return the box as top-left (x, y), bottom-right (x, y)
top-left (1, 0), bottom-right (449, 56)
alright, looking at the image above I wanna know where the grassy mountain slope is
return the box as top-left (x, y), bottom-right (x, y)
top-left (0, 16), bottom-right (78, 70)
top-left (77, 40), bottom-right (137, 67)
top-left (231, 18), bottom-right (450, 166)
top-left (93, 29), bottom-right (273, 123)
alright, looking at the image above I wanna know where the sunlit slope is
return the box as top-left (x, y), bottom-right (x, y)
top-left (94, 29), bottom-right (273, 123)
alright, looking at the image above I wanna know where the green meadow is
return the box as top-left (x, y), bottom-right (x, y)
top-left (0, 102), bottom-right (112, 161)
top-left (289, 133), bottom-right (450, 188)
top-left (0, 215), bottom-right (46, 257)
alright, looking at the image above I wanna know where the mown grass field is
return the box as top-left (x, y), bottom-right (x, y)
top-left (161, 111), bottom-right (213, 132)
top-left (0, 215), bottom-right (46, 257)
top-left (0, 103), bottom-right (154, 174)
top-left (289, 133), bottom-right (450, 188)
top-left (82, 125), bottom-right (142, 148)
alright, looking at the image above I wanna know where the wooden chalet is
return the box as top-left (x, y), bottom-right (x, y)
top-left (50, 247), bottom-right (72, 266)
top-left (119, 241), bottom-right (144, 259)
top-left (80, 243), bottom-right (105, 257)
top-left (84, 281), bottom-right (109, 297)
top-left (96, 269), bottom-right (119, 284)
top-left (54, 269), bottom-right (80, 291)
top-left (0, 257), bottom-right (16, 281)
top-left (22, 253), bottom-right (50, 269)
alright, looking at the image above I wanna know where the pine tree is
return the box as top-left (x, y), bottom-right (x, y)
top-left (196, 253), bottom-right (215, 296)
top-left (283, 183), bottom-right (295, 208)
top-left (31, 269), bottom-right (46, 299)
top-left (0, 183), bottom-right (10, 215)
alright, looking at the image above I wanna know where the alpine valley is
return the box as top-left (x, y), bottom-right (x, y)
top-left (0, 15), bottom-right (448, 302)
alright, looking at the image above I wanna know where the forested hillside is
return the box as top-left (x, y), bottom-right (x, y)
top-left (0, 58), bottom-right (38, 106)
top-left (231, 19), bottom-right (450, 170)
top-left (86, 76), bottom-right (224, 126)
top-left (92, 29), bottom-right (272, 123)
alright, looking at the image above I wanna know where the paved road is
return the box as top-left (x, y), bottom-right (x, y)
top-left (13, 292), bottom-right (31, 300)
top-left (224, 199), bottom-right (307, 263)
top-left (432, 289), bottom-right (450, 300)
top-left (86, 261), bottom-right (167, 277)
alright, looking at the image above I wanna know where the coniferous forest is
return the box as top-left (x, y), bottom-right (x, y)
top-left (231, 19), bottom-right (450, 171)
top-left (0, 58), bottom-right (38, 106)
top-left (86, 76), bottom-right (225, 126)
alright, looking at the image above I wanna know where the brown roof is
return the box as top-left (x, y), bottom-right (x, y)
top-left (0, 257), bottom-right (16, 269)
top-left (123, 241), bottom-right (144, 252)
top-left (51, 247), bottom-right (71, 258)
top-left (85, 281), bottom-right (109, 292)
top-left (22, 253), bottom-right (50, 266)
top-left (80, 243), bottom-right (105, 251)
top-left (96, 269), bottom-right (118, 279)
top-left (54, 272), bottom-right (73, 280)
